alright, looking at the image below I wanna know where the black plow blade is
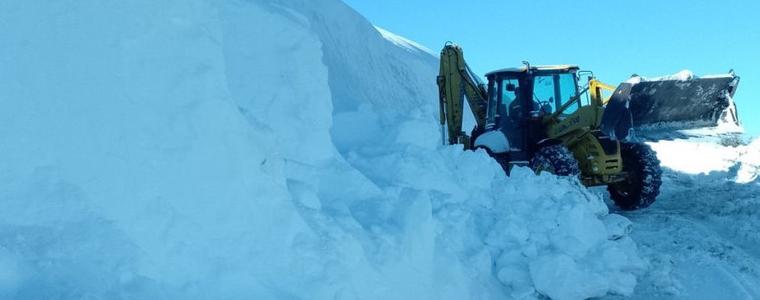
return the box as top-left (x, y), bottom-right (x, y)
top-left (628, 73), bottom-right (740, 129)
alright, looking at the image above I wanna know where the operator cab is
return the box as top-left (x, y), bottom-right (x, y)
top-left (484, 64), bottom-right (581, 162)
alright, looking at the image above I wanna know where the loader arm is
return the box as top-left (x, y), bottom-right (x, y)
top-left (437, 44), bottom-right (488, 147)
top-left (589, 79), bottom-right (617, 106)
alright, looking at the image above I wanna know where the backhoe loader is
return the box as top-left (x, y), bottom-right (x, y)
top-left (437, 43), bottom-right (740, 210)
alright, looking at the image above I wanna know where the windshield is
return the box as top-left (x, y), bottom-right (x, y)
top-left (532, 73), bottom-right (579, 116)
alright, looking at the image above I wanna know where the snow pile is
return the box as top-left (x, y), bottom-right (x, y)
top-left (649, 136), bottom-right (760, 183)
top-left (344, 140), bottom-right (645, 299)
top-left (0, 0), bottom-right (643, 299)
top-left (650, 139), bottom-right (742, 174)
top-left (637, 69), bottom-right (734, 82)
top-left (640, 70), bottom-right (695, 82)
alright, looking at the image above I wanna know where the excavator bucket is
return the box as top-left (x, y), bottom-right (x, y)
top-left (627, 72), bottom-right (741, 130)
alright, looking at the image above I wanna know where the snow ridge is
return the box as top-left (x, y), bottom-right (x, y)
top-left (375, 26), bottom-right (436, 56)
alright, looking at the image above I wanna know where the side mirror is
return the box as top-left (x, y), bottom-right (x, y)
top-left (506, 83), bottom-right (516, 92)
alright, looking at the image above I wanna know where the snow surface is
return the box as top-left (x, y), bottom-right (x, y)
top-left (650, 137), bottom-right (760, 183)
top-left (375, 26), bottom-right (436, 56)
top-left (601, 136), bottom-right (760, 299)
top-left (0, 1), bottom-right (648, 299)
top-left (640, 70), bottom-right (695, 82)
top-left (636, 69), bottom-right (733, 82)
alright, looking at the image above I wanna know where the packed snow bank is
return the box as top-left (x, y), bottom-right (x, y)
top-left (0, 0), bottom-right (643, 299)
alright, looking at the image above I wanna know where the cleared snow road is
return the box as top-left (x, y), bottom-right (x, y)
top-left (603, 138), bottom-right (760, 299)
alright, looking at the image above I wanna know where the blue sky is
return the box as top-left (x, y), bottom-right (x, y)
top-left (344, 0), bottom-right (760, 136)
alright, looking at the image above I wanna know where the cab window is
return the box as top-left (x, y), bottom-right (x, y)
top-left (500, 78), bottom-right (520, 118)
top-left (486, 77), bottom-right (521, 127)
top-left (558, 73), bottom-right (579, 115)
top-left (533, 73), bottom-right (579, 117)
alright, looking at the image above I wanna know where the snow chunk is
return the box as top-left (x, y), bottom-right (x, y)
top-left (625, 76), bottom-right (643, 85)
top-left (603, 214), bottom-right (634, 240)
top-left (530, 254), bottom-right (608, 300)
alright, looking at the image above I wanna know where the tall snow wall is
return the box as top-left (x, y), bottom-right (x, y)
top-left (0, 0), bottom-right (643, 299)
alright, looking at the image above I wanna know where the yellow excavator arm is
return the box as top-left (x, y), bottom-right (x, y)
top-left (437, 43), bottom-right (488, 148)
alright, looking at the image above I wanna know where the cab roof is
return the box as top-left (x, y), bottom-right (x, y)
top-left (485, 65), bottom-right (579, 77)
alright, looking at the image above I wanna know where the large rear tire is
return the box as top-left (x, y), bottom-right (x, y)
top-left (607, 143), bottom-right (662, 210)
top-left (529, 144), bottom-right (580, 176)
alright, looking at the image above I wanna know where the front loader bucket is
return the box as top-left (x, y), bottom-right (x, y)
top-left (627, 73), bottom-right (740, 129)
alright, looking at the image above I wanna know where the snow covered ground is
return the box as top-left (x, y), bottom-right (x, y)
top-left (0, 0), bottom-right (758, 299)
top-left (601, 136), bottom-right (760, 299)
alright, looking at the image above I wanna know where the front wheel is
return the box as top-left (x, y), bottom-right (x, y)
top-left (607, 143), bottom-right (662, 210)
top-left (529, 144), bottom-right (580, 176)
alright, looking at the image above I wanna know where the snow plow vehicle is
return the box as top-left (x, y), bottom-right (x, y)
top-left (437, 43), bottom-right (741, 210)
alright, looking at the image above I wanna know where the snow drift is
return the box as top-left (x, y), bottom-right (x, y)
top-left (0, 0), bottom-right (643, 299)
